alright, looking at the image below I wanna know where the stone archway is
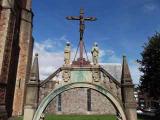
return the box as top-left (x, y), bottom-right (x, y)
top-left (32, 82), bottom-right (127, 120)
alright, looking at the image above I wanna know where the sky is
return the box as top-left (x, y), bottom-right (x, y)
top-left (32, 0), bottom-right (160, 84)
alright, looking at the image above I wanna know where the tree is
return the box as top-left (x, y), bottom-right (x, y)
top-left (137, 32), bottom-right (160, 100)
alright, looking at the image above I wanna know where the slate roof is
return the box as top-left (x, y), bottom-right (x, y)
top-left (101, 63), bottom-right (122, 82)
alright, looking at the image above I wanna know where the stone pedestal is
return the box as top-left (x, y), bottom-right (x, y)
top-left (122, 84), bottom-right (137, 120)
top-left (24, 106), bottom-right (35, 120)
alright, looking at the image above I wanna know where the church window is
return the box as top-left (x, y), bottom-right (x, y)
top-left (57, 94), bottom-right (62, 111)
top-left (87, 88), bottom-right (91, 111)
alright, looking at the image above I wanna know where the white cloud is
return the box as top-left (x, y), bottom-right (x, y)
top-left (107, 54), bottom-right (121, 63)
top-left (104, 49), bottom-right (121, 63)
top-left (106, 49), bottom-right (115, 56)
top-left (143, 3), bottom-right (158, 12)
top-left (33, 35), bottom-right (73, 80)
top-left (33, 38), bottom-right (65, 80)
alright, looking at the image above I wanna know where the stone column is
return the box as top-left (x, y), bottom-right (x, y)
top-left (121, 56), bottom-right (137, 120)
top-left (24, 54), bottom-right (39, 120)
top-left (12, 0), bottom-right (34, 116)
top-left (0, 1), bottom-right (11, 117)
top-left (0, 0), bottom-right (20, 118)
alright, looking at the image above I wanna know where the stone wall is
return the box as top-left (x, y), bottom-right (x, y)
top-left (91, 89), bottom-right (116, 114)
top-left (0, 0), bottom-right (34, 117)
top-left (60, 88), bottom-right (88, 114)
top-left (0, 0), bottom-right (22, 117)
top-left (40, 82), bottom-right (117, 115)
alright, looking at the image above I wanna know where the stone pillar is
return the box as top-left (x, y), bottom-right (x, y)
top-left (0, 0), bottom-right (21, 118)
top-left (12, 0), bottom-right (34, 116)
top-left (24, 54), bottom-right (39, 120)
top-left (0, 1), bottom-right (11, 118)
top-left (121, 56), bottom-right (137, 120)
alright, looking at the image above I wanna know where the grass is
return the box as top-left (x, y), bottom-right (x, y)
top-left (16, 114), bottom-right (144, 120)
top-left (45, 115), bottom-right (116, 120)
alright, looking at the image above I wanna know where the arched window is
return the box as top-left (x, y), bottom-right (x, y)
top-left (87, 88), bottom-right (91, 111)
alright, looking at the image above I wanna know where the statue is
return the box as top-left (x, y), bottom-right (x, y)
top-left (91, 42), bottom-right (99, 65)
top-left (64, 42), bottom-right (71, 65)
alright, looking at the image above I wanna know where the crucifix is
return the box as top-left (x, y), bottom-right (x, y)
top-left (66, 8), bottom-right (97, 66)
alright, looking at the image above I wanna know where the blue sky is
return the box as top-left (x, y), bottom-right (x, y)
top-left (32, 0), bottom-right (160, 84)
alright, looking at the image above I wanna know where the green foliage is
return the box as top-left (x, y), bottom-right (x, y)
top-left (137, 32), bottom-right (160, 99)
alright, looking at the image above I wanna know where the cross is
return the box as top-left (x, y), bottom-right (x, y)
top-left (66, 8), bottom-right (97, 61)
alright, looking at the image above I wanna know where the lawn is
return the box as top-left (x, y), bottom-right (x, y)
top-left (45, 115), bottom-right (116, 120)
top-left (16, 114), bottom-right (144, 120)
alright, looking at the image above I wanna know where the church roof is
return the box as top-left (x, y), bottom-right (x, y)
top-left (101, 63), bottom-right (122, 82)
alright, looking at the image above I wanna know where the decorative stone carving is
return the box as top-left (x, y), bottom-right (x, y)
top-left (103, 74), bottom-right (110, 84)
top-left (62, 70), bottom-right (71, 82)
top-left (92, 70), bottom-right (100, 82)
top-left (91, 42), bottom-right (99, 65)
top-left (102, 74), bottom-right (107, 83)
